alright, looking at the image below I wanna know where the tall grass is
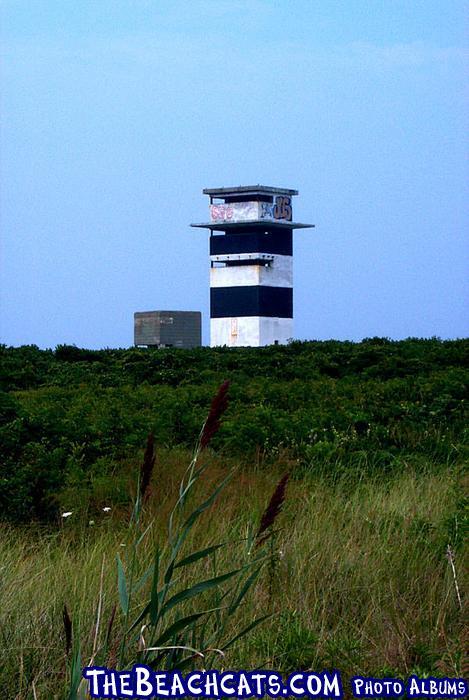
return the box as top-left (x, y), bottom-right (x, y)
top-left (0, 456), bottom-right (466, 698)
top-left (56, 379), bottom-right (271, 698)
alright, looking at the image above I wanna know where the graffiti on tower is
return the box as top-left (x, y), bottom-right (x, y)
top-left (209, 196), bottom-right (292, 224)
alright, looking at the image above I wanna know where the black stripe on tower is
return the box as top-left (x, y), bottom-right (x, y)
top-left (210, 230), bottom-right (292, 257)
top-left (211, 286), bottom-right (293, 319)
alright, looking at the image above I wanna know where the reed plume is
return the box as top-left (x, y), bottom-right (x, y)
top-left (255, 472), bottom-right (289, 547)
top-left (200, 380), bottom-right (230, 450)
top-left (105, 603), bottom-right (117, 668)
top-left (62, 604), bottom-right (72, 656)
top-left (139, 432), bottom-right (156, 501)
top-left (105, 603), bottom-right (117, 644)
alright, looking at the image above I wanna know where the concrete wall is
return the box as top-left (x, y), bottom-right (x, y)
top-left (210, 316), bottom-right (293, 347)
top-left (134, 311), bottom-right (201, 348)
top-left (210, 254), bottom-right (292, 289)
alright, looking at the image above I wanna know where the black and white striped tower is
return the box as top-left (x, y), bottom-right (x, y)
top-left (191, 185), bottom-right (313, 347)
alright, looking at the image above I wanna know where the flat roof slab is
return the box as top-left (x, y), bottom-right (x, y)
top-left (191, 221), bottom-right (314, 230)
top-left (203, 185), bottom-right (299, 197)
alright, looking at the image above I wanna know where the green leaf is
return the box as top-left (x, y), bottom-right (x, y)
top-left (178, 462), bottom-right (205, 501)
top-left (135, 521), bottom-right (153, 548)
top-left (164, 558), bottom-right (175, 586)
top-left (149, 550), bottom-right (160, 626)
top-left (171, 473), bottom-right (233, 560)
top-left (128, 579), bottom-right (179, 634)
top-left (116, 554), bottom-right (129, 615)
top-left (150, 609), bottom-right (217, 648)
top-left (228, 564), bottom-right (263, 615)
top-left (183, 473), bottom-right (232, 532)
top-left (160, 567), bottom-right (245, 617)
top-left (131, 562), bottom-right (154, 595)
top-left (127, 600), bottom-right (151, 633)
top-left (68, 641), bottom-right (82, 700)
top-left (174, 543), bottom-right (225, 569)
top-left (222, 614), bottom-right (272, 650)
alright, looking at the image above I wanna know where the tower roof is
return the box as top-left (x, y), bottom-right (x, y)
top-left (193, 184), bottom-right (314, 230)
top-left (191, 221), bottom-right (313, 230)
top-left (203, 185), bottom-right (299, 197)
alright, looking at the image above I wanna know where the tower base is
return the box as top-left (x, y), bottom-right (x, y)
top-left (210, 317), bottom-right (292, 347)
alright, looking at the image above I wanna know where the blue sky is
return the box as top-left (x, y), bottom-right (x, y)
top-left (1, 0), bottom-right (467, 348)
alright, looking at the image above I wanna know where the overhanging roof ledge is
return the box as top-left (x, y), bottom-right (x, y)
top-left (191, 221), bottom-right (314, 230)
top-left (203, 185), bottom-right (299, 197)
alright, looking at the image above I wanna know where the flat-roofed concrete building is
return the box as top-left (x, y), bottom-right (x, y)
top-left (134, 310), bottom-right (201, 348)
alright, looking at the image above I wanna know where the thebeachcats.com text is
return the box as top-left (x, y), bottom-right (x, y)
top-left (82, 666), bottom-right (468, 699)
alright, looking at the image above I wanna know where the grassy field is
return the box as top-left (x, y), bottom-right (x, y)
top-left (0, 340), bottom-right (467, 698)
top-left (1, 448), bottom-right (467, 699)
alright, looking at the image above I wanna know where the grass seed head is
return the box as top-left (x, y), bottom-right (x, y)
top-left (200, 380), bottom-right (230, 450)
top-left (256, 472), bottom-right (290, 546)
top-left (140, 432), bottom-right (156, 501)
top-left (62, 604), bottom-right (72, 655)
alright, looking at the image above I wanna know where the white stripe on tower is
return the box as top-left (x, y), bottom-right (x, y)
top-left (210, 317), bottom-right (293, 347)
top-left (210, 254), bottom-right (292, 289)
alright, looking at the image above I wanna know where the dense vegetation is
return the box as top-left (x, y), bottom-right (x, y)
top-left (0, 338), bottom-right (467, 698)
top-left (0, 338), bottom-right (467, 521)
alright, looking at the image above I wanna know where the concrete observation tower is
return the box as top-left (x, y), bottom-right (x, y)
top-left (191, 185), bottom-right (313, 347)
